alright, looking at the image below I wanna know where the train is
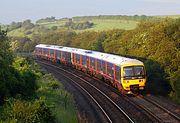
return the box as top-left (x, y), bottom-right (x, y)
top-left (35, 44), bottom-right (146, 94)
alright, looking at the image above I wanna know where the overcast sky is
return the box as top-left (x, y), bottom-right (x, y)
top-left (0, 0), bottom-right (180, 24)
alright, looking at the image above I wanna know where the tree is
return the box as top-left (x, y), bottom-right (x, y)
top-left (0, 29), bottom-right (13, 102)
top-left (22, 19), bottom-right (34, 30)
top-left (93, 32), bottom-right (106, 52)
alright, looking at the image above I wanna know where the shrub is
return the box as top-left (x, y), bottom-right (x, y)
top-left (48, 81), bottom-right (59, 89)
top-left (1, 98), bottom-right (55, 123)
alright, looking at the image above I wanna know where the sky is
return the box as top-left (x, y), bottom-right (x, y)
top-left (0, 0), bottom-right (180, 24)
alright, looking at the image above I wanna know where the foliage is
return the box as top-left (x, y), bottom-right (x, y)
top-left (12, 57), bottom-right (38, 96)
top-left (8, 22), bottom-right (22, 31)
top-left (0, 29), bottom-right (14, 102)
top-left (0, 29), bottom-right (37, 102)
top-left (7, 20), bottom-right (34, 31)
top-left (65, 20), bottom-right (94, 30)
top-left (0, 98), bottom-right (55, 123)
top-left (51, 26), bottom-right (57, 30)
top-left (0, 28), bottom-right (77, 122)
top-left (47, 81), bottom-right (59, 89)
top-left (36, 16), bottom-right (57, 24)
top-left (21, 20), bottom-right (35, 30)
top-left (37, 73), bottom-right (78, 123)
top-left (101, 18), bottom-right (179, 96)
top-left (10, 37), bottom-right (37, 53)
top-left (73, 15), bottom-right (154, 21)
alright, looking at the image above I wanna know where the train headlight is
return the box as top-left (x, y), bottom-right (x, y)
top-left (123, 80), bottom-right (129, 84)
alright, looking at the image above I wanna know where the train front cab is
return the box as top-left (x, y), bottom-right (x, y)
top-left (121, 64), bottom-right (146, 93)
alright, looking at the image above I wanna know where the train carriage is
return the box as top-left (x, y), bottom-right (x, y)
top-left (35, 44), bottom-right (146, 94)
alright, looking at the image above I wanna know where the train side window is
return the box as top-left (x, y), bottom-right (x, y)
top-left (115, 66), bottom-right (120, 81)
top-left (44, 48), bottom-right (48, 56)
top-left (82, 55), bottom-right (86, 65)
top-left (97, 59), bottom-right (101, 71)
top-left (102, 61), bottom-right (106, 73)
top-left (39, 48), bottom-right (42, 54)
top-left (64, 52), bottom-right (67, 60)
top-left (50, 49), bottom-right (54, 56)
top-left (67, 52), bottom-right (71, 62)
top-left (76, 54), bottom-right (80, 64)
top-left (44, 48), bottom-right (46, 55)
top-left (107, 63), bottom-right (113, 77)
top-left (90, 57), bottom-right (95, 69)
top-left (62, 51), bottom-right (64, 60)
top-left (57, 51), bottom-right (60, 59)
top-left (66, 52), bottom-right (68, 61)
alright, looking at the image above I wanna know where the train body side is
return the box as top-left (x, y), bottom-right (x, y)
top-left (35, 44), bottom-right (146, 94)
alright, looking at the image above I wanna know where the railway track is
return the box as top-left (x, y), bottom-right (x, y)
top-left (130, 94), bottom-right (180, 123)
top-left (36, 59), bottom-right (180, 123)
top-left (37, 60), bottom-right (134, 123)
top-left (146, 95), bottom-right (180, 118)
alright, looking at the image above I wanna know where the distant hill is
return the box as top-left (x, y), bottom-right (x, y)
top-left (5, 15), bottom-right (180, 37)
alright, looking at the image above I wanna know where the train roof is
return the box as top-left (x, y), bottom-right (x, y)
top-left (36, 44), bottom-right (143, 66)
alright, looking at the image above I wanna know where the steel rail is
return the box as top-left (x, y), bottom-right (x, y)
top-left (142, 95), bottom-right (180, 122)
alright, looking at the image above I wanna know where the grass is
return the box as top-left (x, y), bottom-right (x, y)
top-left (156, 15), bottom-right (180, 19)
top-left (37, 73), bottom-right (78, 123)
top-left (78, 19), bottom-right (138, 32)
top-left (38, 20), bottom-right (65, 28)
top-left (39, 19), bottom-right (138, 31)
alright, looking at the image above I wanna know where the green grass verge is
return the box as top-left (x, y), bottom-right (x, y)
top-left (37, 73), bottom-right (78, 123)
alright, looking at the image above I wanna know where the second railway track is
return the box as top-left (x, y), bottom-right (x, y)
top-left (130, 95), bottom-right (180, 123)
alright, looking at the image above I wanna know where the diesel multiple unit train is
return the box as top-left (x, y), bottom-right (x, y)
top-left (35, 44), bottom-right (146, 94)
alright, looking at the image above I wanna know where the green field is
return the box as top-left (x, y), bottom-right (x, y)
top-left (81, 19), bottom-right (138, 31)
top-left (7, 19), bottom-right (138, 37)
top-left (37, 19), bottom-right (138, 31)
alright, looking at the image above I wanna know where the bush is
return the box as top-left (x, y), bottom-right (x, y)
top-left (1, 98), bottom-right (55, 123)
top-left (48, 81), bottom-right (59, 89)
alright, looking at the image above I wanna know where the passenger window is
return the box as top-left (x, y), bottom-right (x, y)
top-left (115, 66), bottom-right (120, 81)
top-left (107, 63), bottom-right (113, 77)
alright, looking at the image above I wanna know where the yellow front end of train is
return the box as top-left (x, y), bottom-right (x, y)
top-left (121, 64), bottom-right (146, 92)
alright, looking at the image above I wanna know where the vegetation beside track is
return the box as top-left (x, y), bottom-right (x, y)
top-left (0, 29), bottom-right (77, 122)
top-left (37, 73), bottom-right (78, 123)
